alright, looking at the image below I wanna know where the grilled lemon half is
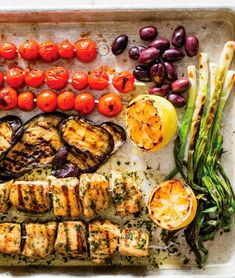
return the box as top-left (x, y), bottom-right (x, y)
top-left (126, 95), bottom-right (178, 152)
top-left (148, 180), bottom-right (197, 230)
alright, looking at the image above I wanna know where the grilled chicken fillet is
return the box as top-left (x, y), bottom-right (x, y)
top-left (0, 223), bottom-right (21, 255)
top-left (0, 180), bottom-right (12, 213)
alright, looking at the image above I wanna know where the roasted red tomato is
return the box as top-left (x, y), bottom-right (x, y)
top-left (17, 91), bottom-right (35, 111)
top-left (74, 92), bottom-right (95, 115)
top-left (71, 71), bottom-right (88, 90)
top-left (75, 39), bottom-right (97, 63)
top-left (6, 67), bottom-right (25, 89)
top-left (0, 87), bottom-right (18, 110)
top-left (45, 66), bottom-right (69, 90)
top-left (58, 39), bottom-right (74, 59)
top-left (0, 42), bottom-right (17, 60)
top-left (88, 70), bottom-right (109, 90)
top-left (19, 40), bottom-right (39, 61)
top-left (25, 68), bottom-right (45, 88)
top-left (36, 90), bottom-right (57, 112)
top-left (0, 71), bottom-right (4, 87)
top-left (57, 91), bottom-right (75, 111)
top-left (98, 93), bottom-right (123, 117)
top-left (39, 40), bottom-right (59, 62)
top-left (112, 71), bottom-right (135, 93)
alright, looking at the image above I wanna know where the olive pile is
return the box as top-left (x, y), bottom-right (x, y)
top-left (111, 25), bottom-right (199, 107)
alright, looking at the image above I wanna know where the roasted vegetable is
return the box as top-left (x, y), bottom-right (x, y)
top-left (0, 115), bottom-right (22, 160)
top-left (101, 122), bottom-right (126, 154)
top-left (10, 180), bottom-right (51, 213)
top-left (0, 180), bottom-right (12, 213)
top-left (55, 221), bottom-right (87, 257)
top-left (0, 113), bottom-right (65, 179)
top-left (59, 116), bottom-right (114, 161)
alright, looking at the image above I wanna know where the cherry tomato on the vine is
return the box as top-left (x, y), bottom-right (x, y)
top-left (88, 70), bottom-right (109, 90)
top-left (19, 40), bottom-right (39, 61)
top-left (45, 66), bottom-right (69, 90)
top-left (6, 67), bottom-right (25, 89)
top-left (75, 39), bottom-right (97, 63)
top-left (0, 71), bottom-right (4, 87)
top-left (112, 71), bottom-right (135, 93)
top-left (17, 91), bottom-right (35, 111)
top-left (71, 71), bottom-right (88, 90)
top-left (0, 42), bottom-right (17, 60)
top-left (57, 91), bottom-right (75, 111)
top-left (98, 93), bottom-right (123, 117)
top-left (0, 87), bottom-right (18, 110)
top-left (25, 68), bottom-right (45, 88)
top-left (74, 92), bottom-right (95, 115)
top-left (39, 40), bottom-right (59, 62)
top-left (36, 90), bottom-right (57, 112)
top-left (58, 39), bottom-right (74, 59)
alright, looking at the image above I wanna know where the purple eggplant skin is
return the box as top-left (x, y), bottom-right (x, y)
top-left (101, 122), bottom-right (126, 154)
top-left (162, 48), bottom-right (185, 62)
top-left (148, 37), bottom-right (170, 52)
top-left (139, 26), bottom-right (158, 41)
top-left (149, 84), bottom-right (171, 97)
top-left (128, 45), bottom-right (146, 60)
top-left (133, 65), bottom-right (151, 82)
top-left (171, 26), bottom-right (186, 48)
top-left (52, 146), bottom-right (80, 178)
top-left (171, 77), bottom-right (191, 93)
top-left (111, 34), bottom-right (128, 55)
top-left (185, 35), bottom-right (199, 57)
top-left (138, 47), bottom-right (160, 64)
top-left (164, 62), bottom-right (178, 81)
top-left (167, 94), bottom-right (186, 107)
top-left (150, 63), bottom-right (166, 86)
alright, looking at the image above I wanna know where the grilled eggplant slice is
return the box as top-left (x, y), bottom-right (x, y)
top-left (22, 222), bottom-right (57, 258)
top-left (0, 223), bottom-right (21, 255)
top-left (55, 221), bottom-right (87, 257)
top-left (10, 180), bottom-right (51, 213)
top-left (101, 122), bottom-right (126, 154)
top-left (59, 116), bottom-right (114, 161)
top-left (0, 180), bottom-right (12, 213)
top-left (88, 219), bottom-right (120, 264)
top-left (0, 113), bottom-right (65, 179)
top-left (0, 115), bottom-right (22, 160)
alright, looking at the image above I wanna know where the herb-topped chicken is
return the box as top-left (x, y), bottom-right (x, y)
top-left (0, 223), bottom-right (21, 255)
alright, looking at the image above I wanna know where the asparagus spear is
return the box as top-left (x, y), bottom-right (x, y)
top-left (193, 41), bottom-right (235, 169)
top-left (166, 65), bottom-right (197, 180)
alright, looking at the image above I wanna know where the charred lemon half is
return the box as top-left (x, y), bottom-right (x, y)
top-left (148, 180), bottom-right (197, 230)
top-left (126, 95), bottom-right (178, 152)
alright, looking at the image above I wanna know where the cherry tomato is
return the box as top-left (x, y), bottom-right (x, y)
top-left (75, 39), bottom-right (97, 63)
top-left (58, 39), bottom-right (74, 59)
top-left (88, 70), bottom-right (109, 90)
top-left (6, 67), bottom-right (25, 89)
top-left (25, 68), bottom-right (45, 88)
top-left (57, 91), bottom-right (75, 111)
top-left (36, 90), bottom-right (57, 112)
top-left (98, 93), bottom-right (123, 117)
top-left (71, 71), bottom-right (88, 90)
top-left (0, 42), bottom-right (17, 60)
top-left (39, 40), bottom-right (59, 62)
top-left (0, 87), bottom-right (18, 110)
top-left (0, 71), bottom-right (4, 87)
top-left (19, 40), bottom-right (39, 61)
top-left (45, 66), bottom-right (69, 90)
top-left (17, 91), bottom-right (35, 111)
top-left (74, 92), bottom-right (95, 115)
top-left (112, 71), bottom-right (135, 93)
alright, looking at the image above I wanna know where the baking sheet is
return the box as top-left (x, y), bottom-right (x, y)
top-left (0, 8), bottom-right (234, 275)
